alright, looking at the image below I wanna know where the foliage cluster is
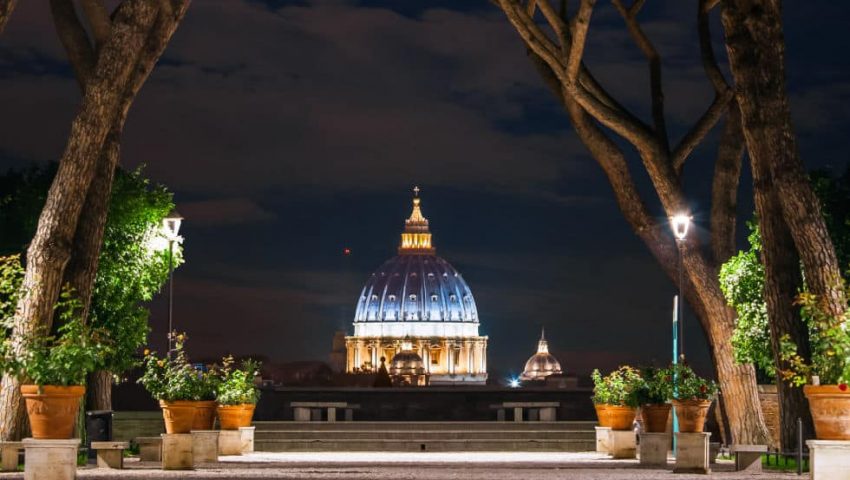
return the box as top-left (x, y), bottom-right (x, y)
top-left (591, 366), bottom-right (643, 407)
top-left (138, 332), bottom-right (261, 404)
top-left (216, 355), bottom-right (261, 405)
top-left (670, 363), bottom-right (718, 401)
top-left (627, 366), bottom-right (675, 406)
top-left (780, 291), bottom-right (850, 386)
top-left (138, 332), bottom-right (203, 401)
top-left (0, 283), bottom-right (106, 386)
top-left (719, 222), bottom-right (774, 380)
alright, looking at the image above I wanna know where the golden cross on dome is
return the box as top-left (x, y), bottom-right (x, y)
top-left (413, 185), bottom-right (420, 197)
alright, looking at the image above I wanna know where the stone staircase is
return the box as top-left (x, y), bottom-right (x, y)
top-left (253, 421), bottom-right (597, 452)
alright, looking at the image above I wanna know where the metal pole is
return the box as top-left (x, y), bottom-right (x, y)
top-left (678, 244), bottom-right (685, 360)
top-left (672, 295), bottom-right (679, 453)
top-left (797, 417), bottom-right (803, 475)
top-left (168, 239), bottom-right (174, 353)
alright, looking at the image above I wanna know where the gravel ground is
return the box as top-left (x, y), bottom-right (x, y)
top-left (0, 452), bottom-right (807, 479)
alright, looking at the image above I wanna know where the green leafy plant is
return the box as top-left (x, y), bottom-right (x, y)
top-left (1, 288), bottom-right (107, 386)
top-left (591, 366), bottom-right (642, 407)
top-left (719, 222), bottom-right (775, 381)
top-left (670, 363), bottom-right (718, 401)
top-left (216, 355), bottom-right (261, 405)
top-left (137, 332), bottom-right (197, 401)
top-left (628, 366), bottom-right (674, 406)
top-left (779, 289), bottom-right (850, 387)
top-left (191, 366), bottom-right (220, 401)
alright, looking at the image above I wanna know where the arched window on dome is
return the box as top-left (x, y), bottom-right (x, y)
top-left (430, 294), bottom-right (438, 302)
top-left (409, 294), bottom-right (417, 301)
top-left (388, 294), bottom-right (396, 302)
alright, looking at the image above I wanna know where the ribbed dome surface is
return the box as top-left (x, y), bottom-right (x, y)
top-left (522, 353), bottom-right (563, 380)
top-left (354, 255), bottom-right (478, 323)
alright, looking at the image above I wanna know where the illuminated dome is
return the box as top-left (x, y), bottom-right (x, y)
top-left (346, 188), bottom-right (487, 385)
top-left (521, 329), bottom-right (562, 381)
top-left (351, 189), bottom-right (480, 339)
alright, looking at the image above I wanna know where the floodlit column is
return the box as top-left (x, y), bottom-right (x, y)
top-left (464, 341), bottom-right (472, 373)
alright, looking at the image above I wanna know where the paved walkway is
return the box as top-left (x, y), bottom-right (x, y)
top-left (0, 452), bottom-right (807, 479)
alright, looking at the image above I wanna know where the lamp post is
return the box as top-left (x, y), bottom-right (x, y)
top-left (670, 213), bottom-right (691, 361)
top-left (162, 209), bottom-right (183, 353)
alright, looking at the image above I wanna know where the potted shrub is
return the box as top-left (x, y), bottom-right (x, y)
top-left (783, 291), bottom-right (850, 440)
top-left (138, 333), bottom-right (198, 433)
top-left (591, 369), bottom-right (613, 428)
top-left (629, 366), bottom-right (674, 433)
top-left (216, 356), bottom-right (261, 430)
top-left (2, 289), bottom-right (102, 439)
top-left (190, 367), bottom-right (219, 430)
top-left (592, 367), bottom-right (642, 430)
top-left (670, 363), bottom-right (717, 433)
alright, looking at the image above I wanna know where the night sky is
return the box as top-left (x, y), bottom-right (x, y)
top-left (2, 1), bottom-right (850, 381)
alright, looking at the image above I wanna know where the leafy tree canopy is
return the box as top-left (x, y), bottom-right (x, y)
top-left (0, 164), bottom-right (183, 379)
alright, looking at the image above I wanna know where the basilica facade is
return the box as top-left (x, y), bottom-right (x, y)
top-left (345, 189), bottom-right (488, 385)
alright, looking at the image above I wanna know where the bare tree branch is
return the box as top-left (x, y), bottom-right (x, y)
top-left (710, 101), bottom-right (744, 264)
top-left (499, 1), bottom-right (567, 81)
top-left (566, 0), bottom-right (595, 83)
top-left (672, 87), bottom-right (734, 173)
top-left (79, 0), bottom-right (111, 48)
top-left (0, 0), bottom-right (17, 35)
top-left (612, 0), bottom-right (669, 152)
top-left (698, 0), bottom-right (728, 94)
top-left (49, 0), bottom-right (96, 90)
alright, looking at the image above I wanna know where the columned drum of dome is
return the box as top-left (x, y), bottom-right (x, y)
top-left (345, 188), bottom-right (488, 385)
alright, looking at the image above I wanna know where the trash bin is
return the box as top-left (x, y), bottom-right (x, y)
top-left (85, 410), bottom-right (113, 459)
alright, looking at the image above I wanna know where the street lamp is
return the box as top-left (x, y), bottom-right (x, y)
top-left (162, 209), bottom-right (184, 353)
top-left (669, 213), bottom-right (691, 360)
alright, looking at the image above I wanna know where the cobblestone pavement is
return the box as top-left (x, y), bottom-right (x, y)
top-left (0, 452), bottom-right (807, 479)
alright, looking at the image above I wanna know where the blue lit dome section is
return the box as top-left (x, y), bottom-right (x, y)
top-left (354, 255), bottom-right (479, 323)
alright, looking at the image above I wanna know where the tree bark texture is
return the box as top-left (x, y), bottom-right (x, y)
top-left (751, 143), bottom-right (814, 449)
top-left (0, 0), bottom-right (16, 34)
top-left (722, 0), bottom-right (846, 320)
top-left (86, 370), bottom-right (112, 411)
top-left (0, 0), bottom-right (159, 441)
top-left (495, 0), bottom-right (769, 444)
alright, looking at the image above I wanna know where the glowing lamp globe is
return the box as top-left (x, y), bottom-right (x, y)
top-left (670, 214), bottom-right (691, 240)
top-left (162, 210), bottom-right (183, 240)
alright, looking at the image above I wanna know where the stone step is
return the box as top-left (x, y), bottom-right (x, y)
top-left (254, 430), bottom-right (595, 441)
top-left (253, 421), bottom-right (597, 431)
top-left (254, 438), bottom-right (596, 452)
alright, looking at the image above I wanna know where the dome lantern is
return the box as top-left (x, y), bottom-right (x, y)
top-left (399, 186), bottom-right (435, 255)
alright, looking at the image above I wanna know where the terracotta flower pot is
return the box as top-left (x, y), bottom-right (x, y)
top-left (594, 404), bottom-right (611, 428)
top-left (160, 400), bottom-right (197, 434)
top-left (191, 400), bottom-right (218, 430)
top-left (606, 405), bottom-right (637, 431)
top-left (21, 385), bottom-right (85, 439)
top-left (672, 399), bottom-right (711, 433)
top-left (641, 403), bottom-right (672, 433)
top-left (217, 403), bottom-right (255, 430)
top-left (804, 384), bottom-right (850, 440)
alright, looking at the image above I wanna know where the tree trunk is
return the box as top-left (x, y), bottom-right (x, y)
top-left (749, 117), bottom-right (814, 449)
top-left (0, 0), bottom-right (16, 34)
top-left (86, 370), bottom-right (112, 412)
top-left (560, 93), bottom-right (769, 445)
top-left (63, 128), bottom-right (122, 326)
top-left (722, 0), bottom-right (846, 320)
top-left (0, 1), bottom-right (158, 441)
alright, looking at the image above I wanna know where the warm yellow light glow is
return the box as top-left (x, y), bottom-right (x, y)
top-left (670, 214), bottom-right (692, 240)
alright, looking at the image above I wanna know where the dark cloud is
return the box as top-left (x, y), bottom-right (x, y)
top-left (2, 0), bottom-right (849, 375)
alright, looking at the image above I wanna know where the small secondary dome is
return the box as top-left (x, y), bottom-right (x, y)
top-left (521, 328), bottom-right (563, 381)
